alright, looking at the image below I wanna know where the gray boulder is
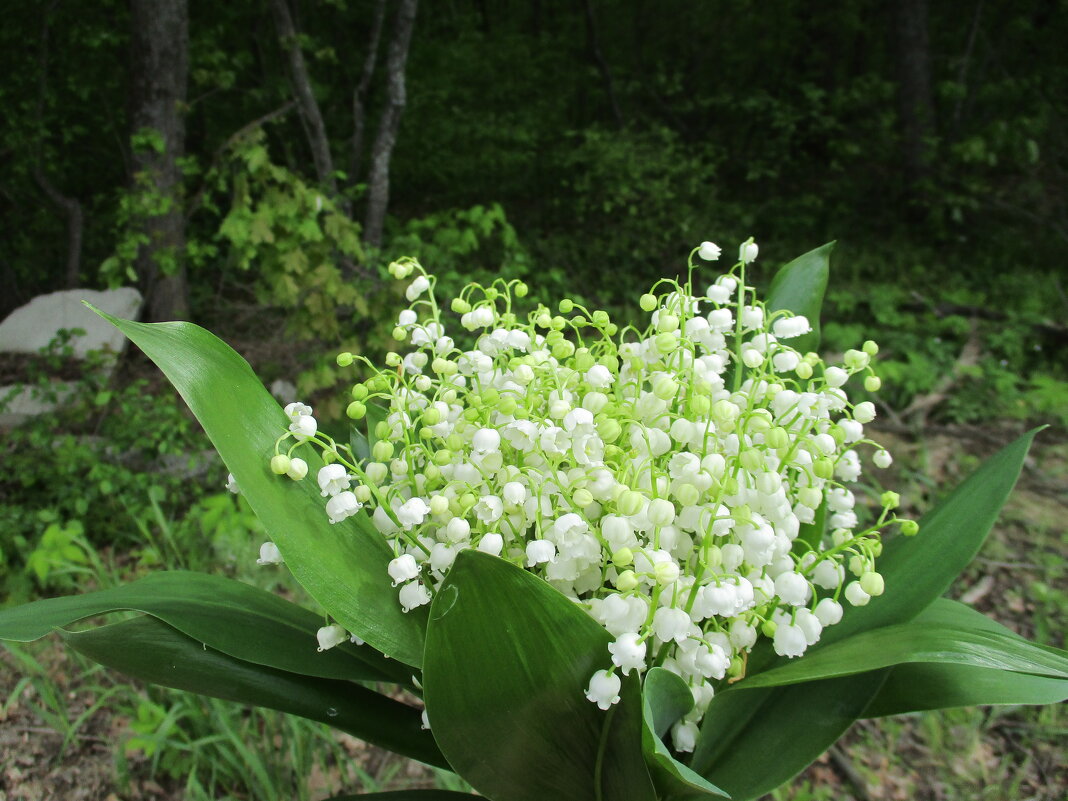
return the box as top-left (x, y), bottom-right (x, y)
top-left (0, 287), bottom-right (143, 358)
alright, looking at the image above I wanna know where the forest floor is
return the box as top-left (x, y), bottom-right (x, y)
top-left (1, 422), bottom-right (1064, 801)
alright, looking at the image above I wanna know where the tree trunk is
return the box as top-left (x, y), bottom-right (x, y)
top-left (363, 0), bottom-right (418, 248)
top-left (33, 170), bottom-right (83, 289)
top-left (129, 0), bottom-right (189, 321)
top-left (350, 0), bottom-right (388, 189)
top-left (894, 0), bottom-right (935, 192)
top-left (581, 0), bottom-right (624, 129)
top-left (270, 0), bottom-right (338, 194)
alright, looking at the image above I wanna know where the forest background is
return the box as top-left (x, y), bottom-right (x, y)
top-left (0, 1), bottom-right (1065, 800)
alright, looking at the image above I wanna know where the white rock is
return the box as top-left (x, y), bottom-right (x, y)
top-left (0, 287), bottom-right (142, 359)
top-left (270, 379), bottom-right (298, 405)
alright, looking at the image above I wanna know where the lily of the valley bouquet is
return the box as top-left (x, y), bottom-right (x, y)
top-left (3, 240), bottom-right (1066, 801)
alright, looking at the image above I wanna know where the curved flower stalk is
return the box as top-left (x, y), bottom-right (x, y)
top-left (265, 239), bottom-right (916, 750)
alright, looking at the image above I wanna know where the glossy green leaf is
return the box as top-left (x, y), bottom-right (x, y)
top-left (765, 241), bottom-right (833, 354)
top-left (349, 401), bottom-right (389, 462)
top-left (862, 598), bottom-right (1068, 715)
top-left (325, 793), bottom-right (481, 801)
top-left (865, 663), bottom-right (1068, 717)
top-left (93, 310), bottom-right (426, 667)
top-left (736, 623), bottom-right (1068, 689)
top-left (640, 669), bottom-right (727, 800)
top-left (61, 615), bottom-right (447, 768)
top-left (0, 571), bottom-right (404, 684)
top-left (689, 671), bottom-right (887, 801)
top-left (423, 551), bottom-right (656, 801)
top-left (826, 428), bottom-right (1039, 644)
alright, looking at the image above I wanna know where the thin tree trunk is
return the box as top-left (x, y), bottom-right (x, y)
top-left (581, 0), bottom-right (624, 129)
top-left (34, 1), bottom-right (84, 290)
top-left (894, 0), bottom-right (935, 191)
top-left (350, 0), bottom-right (388, 188)
top-left (129, 0), bottom-right (189, 321)
top-left (34, 170), bottom-right (83, 288)
top-left (270, 0), bottom-right (337, 194)
top-left (363, 0), bottom-right (418, 248)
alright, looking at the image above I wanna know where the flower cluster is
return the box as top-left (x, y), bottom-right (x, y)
top-left (263, 239), bottom-right (916, 751)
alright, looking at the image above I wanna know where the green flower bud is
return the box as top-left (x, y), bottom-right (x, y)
top-left (354, 485), bottom-right (372, 503)
top-left (813, 457), bottom-right (835, 480)
top-left (612, 547), bottom-right (634, 567)
top-left (270, 454), bottom-right (291, 475)
top-left (498, 396), bottom-right (518, 415)
top-left (559, 298), bottom-right (574, 313)
top-left (844, 349), bottom-right (869, 370)
top-left (639, 293), bottom-right (657, 312)
top-left (425, 463), bottom-right (441, 481)
top-left (880, 490), bottom-right (900, 509)
top-left (336, 352), bottom-right (354, 367)
top-left (430, 495), bottom-right (450, 516)
top-left (615, 570), bottom-right (639, 591)
top-left (375, 421), bottom-right (391, 440)
top-left (573, 488), bottom-right (594, 507)
top-left (433, 449), bottom-right (453, 466)
top-left (657, 313), bottom-right (680, 333)
top-left (515, 282), bottom-right (529, 297)
top-left (900, 519), bottom-right (919, 536)
top-left (346, 401), bottom-right (367, 420)
top-left (863, 340), bottom-right (879, 356)
top-left (761, 619), bottom-right (778, 637)
top-left (864, 375), bottom-right (882, 392)
top-left (618, 490), bottom-right (645, 516)
top-left (351, 384), bottom-right (369, 400)
top-left (766, 426), bottom-right (789, 450)
top-left (739, 448), bottom-right (764, 472)
top-left (597, 418), bottom-right (622, 442)
top-left (796, 361), bottom-right (813, 379)
top-left (652, 375), bottom-right (679, 401)
top-left (799, 486), bottom-right (822, 509)
top-left (704, 544), bottom-right (722, 568)
top-left (654, 332), bottom-right (677, 354)
top-left (691, 395), bottom-right (711, 415)
top-left (592, 310), bottom-right (609, 325)
top-left (445, 433), bottom-right (463, 451)
top-left (860, 571), bottom-right (885, 596)
top-left (372, 441), bottom-right (394, 461)
top-left (392, 327), bottom-right (407, 341)
top-left (451, 298), bottom-right (472, 313)
top-left (459, 492), bottom-right (477, 511)
top-left (731, 504), bottom-right (752, 525)
top-left (422, 408), bottom-right (442, 425)
top-left (674, 483), bottom-right (700, 507)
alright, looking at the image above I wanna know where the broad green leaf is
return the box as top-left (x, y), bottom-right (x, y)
top-left (793, 497), bottom-right (826, 555)
top-left (736, 623), bottom-right (1068, 689)
top-left (61, 615), bottom-right (447, 768)
top-left (864, 663), bottom-right (1068, 717)
top-left (0, 571), bottom-right (404, 684)
top-left (689, 671), bottom-right (887, 801)
top-left (765, 241), bottom-right (833, 354)
top-left (325, 794), bottom-right (481, 801)
top-left (641, 668), bottom-right (727, 800)
top-left (862, 598), bottom-right (1068, 716)
top-left (92, 309), bottom-right (426, 667)
top-left (644, 667), bottom-right (693, 740)
top-left (423, 551), bottom-right (656, 801)
top-left (826, 428), bottom-right (1039, 644)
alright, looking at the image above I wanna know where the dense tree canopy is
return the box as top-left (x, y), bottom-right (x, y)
top-left (1, 0), bottom-right (1064, 321)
